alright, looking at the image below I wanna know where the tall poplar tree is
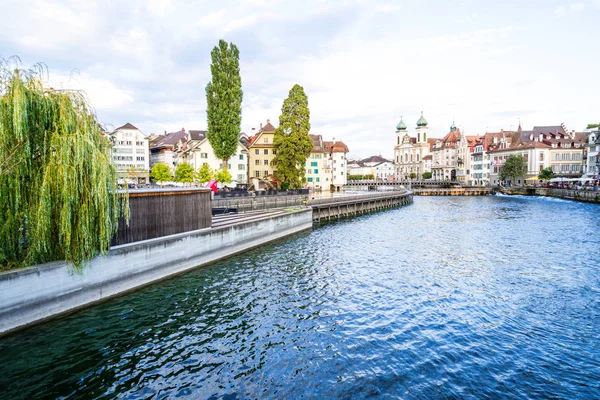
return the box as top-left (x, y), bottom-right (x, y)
top-left (205, 39), bottom-right (243, 173)
top-left (272, 84), bottom-right (313, 189)
top-left (0, 59), bottom-right (127, 269)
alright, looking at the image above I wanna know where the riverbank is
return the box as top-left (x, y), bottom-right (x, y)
top-left (0, 208), bottom-right (312, 336)
top-left (500, 187), bottom-right (600, 204)
top-left (412, 187), bottom-right (493, 196)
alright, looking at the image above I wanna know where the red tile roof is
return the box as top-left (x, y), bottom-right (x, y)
top-left (323, 140), bottom-right (349, 153)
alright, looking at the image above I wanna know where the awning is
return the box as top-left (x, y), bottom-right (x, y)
top-left (525, 176), bottom-right (540, 181)
top-left (549, 177), bottom-right (568, 182)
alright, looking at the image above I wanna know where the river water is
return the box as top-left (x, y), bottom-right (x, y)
top-left (1, 195), bottom-right (599, 399)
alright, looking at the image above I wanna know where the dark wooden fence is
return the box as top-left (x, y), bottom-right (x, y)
top-left (111, 188), bottom-right (212, 246)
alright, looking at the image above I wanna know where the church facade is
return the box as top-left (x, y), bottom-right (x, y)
top-left (393, 112), bottom-right (434, 180)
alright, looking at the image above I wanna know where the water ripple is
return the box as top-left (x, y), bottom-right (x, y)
top-left (0, 196), bottom-right (599, 399)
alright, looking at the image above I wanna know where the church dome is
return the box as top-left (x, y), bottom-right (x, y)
top-left (416, 111), bottom-right (428, 127)
top-left (450, 121), bottom-right (457, 132)
top-left (396, 118), bottom-right (407, 131)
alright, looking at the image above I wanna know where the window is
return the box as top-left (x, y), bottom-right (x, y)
top-left (264, 149), bottom-right (268, 155)
top-left (255, 171), bottom-right (260, 177)
top-left (200, 153), bottom-right (208, 159)
top-left (237, 174), bottom-right (245, 181)
top-left (272, 150), bottom-right (276, 155)
top-left (264, 138), bottom-right (269, 144)
top-left (136, 156), bottom-right (144, 161)
top-left (313, 169), bottom-right (318, 174)
top-left (238, 164), bottom-right (246, 170)
top-left (263, 170), bottom-right (268, 176)
top-left (255, 160), bottom-right (260, 165)
top-left (255, 149), bottom-right (259, 155)
top-left (239, 154), bottom-right (244, 160)
top-left (136, 149), bottom-right (145, 154)
top-left (316, 178), bottom-right (320, 182)
top-left (539, 153), bottom-right (544, 161)
top-left (264, 160), bottom-right (269, 165)
top-left (311, 162), bottom-right (318, 167)
top-left (307, 177), bottom-right (313, 182)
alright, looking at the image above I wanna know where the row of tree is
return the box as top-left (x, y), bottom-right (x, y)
top-left (149, 162), bottom-right (232, 186)
top-left (206, 40), bottom-right (314, 190)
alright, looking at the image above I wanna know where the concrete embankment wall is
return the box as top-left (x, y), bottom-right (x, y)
top-left (0, 209), bottom-right (313, 335)
top-left (503, 187), bottom-right (600, 204)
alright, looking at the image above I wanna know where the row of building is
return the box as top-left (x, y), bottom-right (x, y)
top-left (391, 113), bottom-right (599, 185)
top-left (106, 121), bottom-right (350, 191)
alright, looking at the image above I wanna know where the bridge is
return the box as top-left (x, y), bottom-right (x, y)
top-left (344, 180), bottom-right (463, 190)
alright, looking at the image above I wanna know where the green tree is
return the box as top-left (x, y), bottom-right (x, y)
top-left (272, 84), bottom-right (314, 189)
top-left (205, 39), bottom-right (243, 174)
top-left (174, 162), bottom-right (194, 184)
top-left (538, 167), bottom-right (553, 181)
top-left (150, 163), bottom-right (172, 186)
top-left (125, 165), bottom-right (144, 183)
top-left (586, 123), bottom-right (599, 129)
top-left (194, 163), bottom-right (213, 184)
top-left (422, 172), bottom-right (432, 179)
top-left (0, 60), bottom-right (127, 269)
top-left (499, 154), bottom-right (527, 183)
top-left (409, 172), bottom-right (417, 180)
top-left (214, 169), bottom-right (232, 184)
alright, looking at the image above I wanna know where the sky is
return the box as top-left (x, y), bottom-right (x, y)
top-left (1, 0), bottom-right (599, 159)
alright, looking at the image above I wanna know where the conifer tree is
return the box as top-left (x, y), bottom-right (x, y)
top-left (272, 84), bottom-right (313, 189)
top-left (205, 40), bottom-right (243, 173)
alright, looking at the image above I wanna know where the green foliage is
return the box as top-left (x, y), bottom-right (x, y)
top-left (538, 167), bottom-right (554, 180)
top-left (409, 172), bottom-right (417, 180)
top-left (348, 174), bottom-right (375, 180)
top-left (280, 182), bottom-right (290, 190)
top-left (422, 172), bottom-right (432, 179)
top-left (174, 162), bottom-right (194, 183)
top-left (205, 39), bottom-right (243, 172)
top-left (0, 59), bottom-right (127, 269)
top-left (194, 163), bottom-right (213, 184)
top-left (125, 165), bottom-right (144, 181)
top-left (499, 154), bottom-right (527, 182)
top-left (150, 163), bottom-right (172, 185)
top-left (272, 84), bottom-right (313, 189)
top-left (214, 169), bottom-right (232, 184)
top-left (586, 123), bottom-right (599, 129)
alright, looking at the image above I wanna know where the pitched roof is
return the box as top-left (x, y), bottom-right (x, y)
top-left (309, 134), bottom-right (324, 152)
top-left (422, 155), bottom-right (432, 160)
top-left (258, 120), bottom-right (276, 134)
top-left (188, 130), bottom-right (206, 140)
top-left (323, 140), bottom-right (349, 153)
top-left (361, 155), bottom-right (391, 164)
top-left (152, 129), bottom-right (188, 148)
top-left (115, 122), bottom-right (139, 131)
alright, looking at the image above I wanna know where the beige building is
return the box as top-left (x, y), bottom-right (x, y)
top-left (247, 120), bottom-right (277, 189)
top-left (109, 123), bottom-right (150, 184)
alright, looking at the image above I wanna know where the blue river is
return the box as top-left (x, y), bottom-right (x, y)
top-left (1, 195), bottom-right (599, 399)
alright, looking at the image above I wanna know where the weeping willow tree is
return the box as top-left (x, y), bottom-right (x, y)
top-left (0, 59), bottom-right (127, 270)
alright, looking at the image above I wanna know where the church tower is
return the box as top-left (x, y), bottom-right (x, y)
top-left (415, 111), bottom-right (429, 143)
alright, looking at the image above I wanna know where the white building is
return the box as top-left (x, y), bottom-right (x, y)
top-left (488, 125), bottom-right (586, 185)
top-left (394, 113), bottom-right (435, 180)
top-left (176, 131), bottom-right (249, 185)
top-left (109, 123), bottom-right (150, 183)
top-left (324, 139), bottom-right (349, 191)
top-left (584, 128), bottom-right (599, 180)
